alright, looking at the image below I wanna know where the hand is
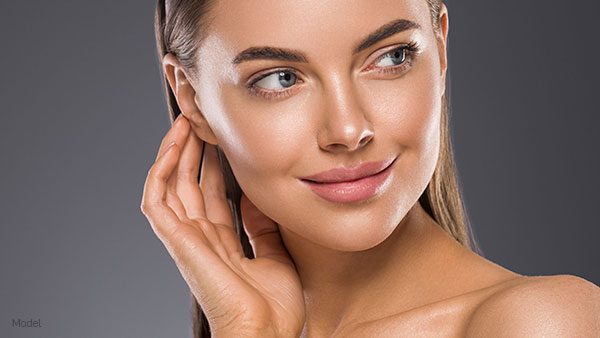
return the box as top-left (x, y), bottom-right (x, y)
top-left (140, 114), bottom-right (305, 337)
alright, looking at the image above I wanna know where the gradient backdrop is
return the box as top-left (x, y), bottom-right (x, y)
top-left (1, 1), bottom-right (598, 337)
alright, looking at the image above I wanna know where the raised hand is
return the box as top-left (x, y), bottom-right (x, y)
top-left (140, 114), bottom-right (305, 337)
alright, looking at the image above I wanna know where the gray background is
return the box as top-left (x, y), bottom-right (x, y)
top-left (1, 1), bottom-right (598, 337)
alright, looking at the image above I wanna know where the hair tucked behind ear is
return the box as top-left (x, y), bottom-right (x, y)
top-left (153, 1), bottom-right (478, 337)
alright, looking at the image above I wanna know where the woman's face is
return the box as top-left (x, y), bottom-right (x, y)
top-left (188, 0), bottom-right (447, 251)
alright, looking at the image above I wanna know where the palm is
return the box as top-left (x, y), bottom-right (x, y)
top-left (239, 257), bottom-right (305, 335)
top-left (141, 115), bottom-right (305, 336)
top-left (173, 219), bottom-right (305, 335)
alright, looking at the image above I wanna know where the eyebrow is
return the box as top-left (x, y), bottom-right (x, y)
top-left (231, 18), bottom-right (421, 65)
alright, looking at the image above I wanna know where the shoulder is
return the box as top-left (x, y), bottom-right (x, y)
top-left (464, 274), bottom-right (600, 337)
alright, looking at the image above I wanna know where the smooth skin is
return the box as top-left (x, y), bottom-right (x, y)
top-left (141, 0), bottom-right (600, 336)
top-left (142, 117), bottom-right (600, 337)
top-left (141, 116), bottom-right (305, 337)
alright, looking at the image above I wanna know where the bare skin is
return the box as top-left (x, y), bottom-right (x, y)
top-left (141, 0), bottom-right (600, 336)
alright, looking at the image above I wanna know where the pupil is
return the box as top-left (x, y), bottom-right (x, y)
top-left (393, 49), bottom-right (405, 64)
top-left (278, 71), bottom-right (295, 87)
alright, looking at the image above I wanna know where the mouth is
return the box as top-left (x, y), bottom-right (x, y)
top-left (300, 156), bottom-right (398, 203)
top-left (300, 156), bottom-right (397, 183)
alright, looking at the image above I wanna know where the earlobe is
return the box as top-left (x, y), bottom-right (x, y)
top-left (190, 95), bottom-right (219, 146)
top-left (162, 53), bottom-right (219, 145)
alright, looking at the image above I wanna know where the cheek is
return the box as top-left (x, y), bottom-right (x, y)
top-left (365, 64), bottom-right (442, 162)
top-left (209, 87), bottom-right (313, 199)
top-left (357, 60), bottom-right (442, 229)
top-left (201, 56), bottom-right (443, 251)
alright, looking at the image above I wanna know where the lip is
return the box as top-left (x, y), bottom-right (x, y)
top-left (301, 157), bottom-right (396, 183)
top-left (300, 156), bottom-right (397, 203)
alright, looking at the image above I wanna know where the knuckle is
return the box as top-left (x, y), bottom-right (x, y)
top-left (140, 201), bottom-right (149, 215)
top-left (140, 201), bottom-right (157, 217)
top-left (147, 167), bottom-right (159, 180)
top-left (176, 170), bottom-right (195, 181)
top-left (196, 218), bottom-right (216, 231)
top-left (146, 163), bottom-right (157, 176)
top-left (176, 173), bottom-right (198, 189)
top-left (147, 161), bottom-right (163, 178)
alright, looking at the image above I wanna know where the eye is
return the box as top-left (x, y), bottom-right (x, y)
top-left (254, 70), bottom-right (297, 90)
top-left (246, 69), bottom-right (302, 100)
top-left (375, 48), bottom-right (407, 67)
top-left (245, 41), bottom-right (420, 100)
top-left (366, 41), bottom-right (420, 75)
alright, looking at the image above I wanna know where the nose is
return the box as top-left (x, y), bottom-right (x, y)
top-left (317, 75), bottom-right (374, 153)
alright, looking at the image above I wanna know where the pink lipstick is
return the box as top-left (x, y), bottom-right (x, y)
top-left (300, 157), bottom-right (397, 203)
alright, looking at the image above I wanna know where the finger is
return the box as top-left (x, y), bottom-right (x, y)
top-left (155, 113), bottom-right (187, 161)
top-left (165, 128), bottom-right (243, 259)
top-left (167, 222), bottom-right (247, 310)
top-left (175, 128), bottom-right (207, 221)
top-left (141, 144), bottom-right (241, 294)
top-left (166, 189), bottom-right (192, 223)
top-left (163, 115), bottom-right (193, 221)
top-left (199, 144), bottom-right (244, 258)
top-left (161, 127), bottom-right (240, 260)
top-left (240, 193), bottom-right (292, 265)
top-left (142, 143), bottom-right (244, 304)
top-left (199, 143), bottom-right (234, 227)
top-left (141, 142), bottom-right (186, 241)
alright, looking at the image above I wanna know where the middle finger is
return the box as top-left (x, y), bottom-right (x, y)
top-left (175, 127), bottom-right (208, 221)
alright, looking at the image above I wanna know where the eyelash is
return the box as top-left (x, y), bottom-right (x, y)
top-left (246, 41), bottom-right (420, 100)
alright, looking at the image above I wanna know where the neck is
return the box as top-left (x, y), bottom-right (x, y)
top-left (278, 201), bottom-right (463, 336)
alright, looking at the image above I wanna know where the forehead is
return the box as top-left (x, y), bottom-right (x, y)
top-left (199, 0), bottom-right (431, 68)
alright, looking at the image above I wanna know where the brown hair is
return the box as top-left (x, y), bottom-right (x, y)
top-left (154, 1), bottom-right (478, 336)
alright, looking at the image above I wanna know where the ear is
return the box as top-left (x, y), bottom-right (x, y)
top-left (436, 3), bottom-right (449, 96)
top-left (162, 53), bottom-right (219, 145)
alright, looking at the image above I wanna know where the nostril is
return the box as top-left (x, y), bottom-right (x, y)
top-left (359, 134), bottom-right (373, 147)
top-left (359, 136), bottom-right (371, 147)
top-left (325, 143), bottom-right (346, 152)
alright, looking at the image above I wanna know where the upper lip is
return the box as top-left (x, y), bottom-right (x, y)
top-left (301, 157), bottom-right (396, 183)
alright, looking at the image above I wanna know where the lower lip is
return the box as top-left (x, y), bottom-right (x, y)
top-left (301, 158), bottom-right (396, 204)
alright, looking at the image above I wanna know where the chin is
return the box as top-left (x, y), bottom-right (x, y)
top-left (327, 229), bottom-right (395, 252)
top-left (294, 204), bottom-right (410, 252)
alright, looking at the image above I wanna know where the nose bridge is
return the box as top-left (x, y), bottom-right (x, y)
top-left (317, 71), bottom-right (374, 152)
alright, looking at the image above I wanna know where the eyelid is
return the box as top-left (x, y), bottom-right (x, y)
top-left (245, 67), bottom-right (301, 89)
top-left (367, 41), bottom-right (419, 67)
top-left (246, 41), bottom-right (420, 99)
top-left (362, 42), bottom-right (419, 74)
top-left (246, 69), bottom-right (304, 100)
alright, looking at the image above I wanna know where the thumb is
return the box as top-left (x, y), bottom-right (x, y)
top-left (240, 192), bottom-right (292, 265)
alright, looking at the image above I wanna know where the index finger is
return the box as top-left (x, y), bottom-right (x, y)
top-left (155, 114), bottom-right (188, 161)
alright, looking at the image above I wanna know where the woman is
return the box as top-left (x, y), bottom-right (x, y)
top-left (141, 0), bottom-right (600, 336)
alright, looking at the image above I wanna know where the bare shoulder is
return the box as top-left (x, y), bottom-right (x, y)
top-left (464, 274), bottom-right (600, 337)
